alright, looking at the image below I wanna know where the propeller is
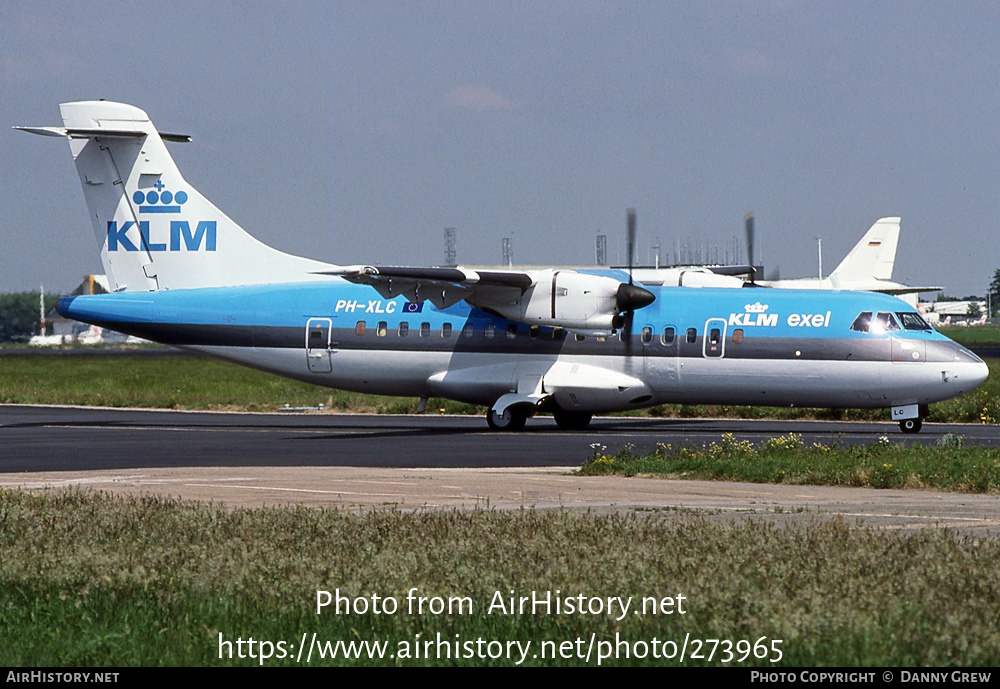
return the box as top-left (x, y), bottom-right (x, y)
top-left (616, 208), bottom-right (655, 346)
top-left (626, 207), bottom-right (637, 285)
top-left (744, 211), bottom-right (756, 284)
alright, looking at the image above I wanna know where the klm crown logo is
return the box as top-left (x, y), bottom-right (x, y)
top-left (730, 301), bottom-right (777, 327)
top-left (109, 179), bottom-right (215, 252)
top-left (132, 180), bottom-right (189, 214)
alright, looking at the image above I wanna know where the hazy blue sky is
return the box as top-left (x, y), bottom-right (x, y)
top-left (2, 1), bottom-right (998, 297)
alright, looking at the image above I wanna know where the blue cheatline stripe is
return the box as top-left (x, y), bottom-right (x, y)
top-left (58, 315), bottom-right (971, 366)
top-left (58, 281), bottom-right (951, 345)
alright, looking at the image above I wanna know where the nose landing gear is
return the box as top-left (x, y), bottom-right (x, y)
top-left (895, 404), bottom-right (929, 434)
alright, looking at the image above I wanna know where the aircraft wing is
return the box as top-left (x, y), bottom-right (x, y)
top-left (874, 285), bottom-right (943, 296)
top-left (320, 265), bottom-right (654, 336)
top-left (320, 265), bottom-right (530, 308)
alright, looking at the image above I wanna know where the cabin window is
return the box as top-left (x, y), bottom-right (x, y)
top-left (576, 334), bottom-right (586, 341)
top-left (442, 323), bottom-right (453, 338)
top-left (420, 322), bottom-right (431, 337)
top-left (397, 322), bottom-right (409, 337)
top-left (376, 321), bottom-right (388, 337)
top-left (506, 324), bottom-right (517, 340)
top-left (355, 321), bottom-right (366, 336)
top-left (896, 312), bottom-right (932, 331)
top-left (529, 325), bottom-right (540, 340)
top-left (552, 327), bottom-right (566, 340)
top-left (850, 312), bottom-right (872, 333)
top-left (732, 329), bottom-right (744, 344)
top-left (463, 322), bottom-right (475, 338)
top-left (872, 312), bottom-right (901, 334)
top-left (686, 328), bottom-right (697, 344)
top-left (485, 324), bottom-right (495, 339)
top-left (641, 326), bottom-right (653, 344)
top-left (661, 327), bottom-right (675, 345)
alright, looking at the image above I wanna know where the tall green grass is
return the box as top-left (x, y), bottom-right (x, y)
top-left (0, 353), bottom-right (477, 414)
top-left (1, 489), bottom-right (998, 666)
top-left (939, 325), bottom-right (1000, 348)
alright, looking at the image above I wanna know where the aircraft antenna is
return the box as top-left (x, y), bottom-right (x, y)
top-left (745, 212), bottom-right (756, 283)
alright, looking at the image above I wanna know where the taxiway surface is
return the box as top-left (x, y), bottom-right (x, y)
top-left (2, 405), bottom-right (999, 534)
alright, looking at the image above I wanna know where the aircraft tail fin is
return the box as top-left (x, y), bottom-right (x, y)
top-left (17, 101), bottom-right (333, 292)
top-left (828, 217), bottom-right (900, 284)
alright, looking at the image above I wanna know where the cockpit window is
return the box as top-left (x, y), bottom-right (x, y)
top-left (850, 312), bottom-right (872, 333)
top-left (871, 312), bottom-right (901, 334)
top-left (896, 312), bottom-right (932, 331)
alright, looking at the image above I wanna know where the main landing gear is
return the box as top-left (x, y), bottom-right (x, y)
top-left (487, 406), bottom-right (528, 431)
top-left (486, 403), bottom-right (593, 431)
top-left (553, 408), bottom-right (593, 431)
top-left (899, 418), bottom-right (922, 434)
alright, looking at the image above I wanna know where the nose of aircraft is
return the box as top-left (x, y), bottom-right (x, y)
top-left (951, 343), bottom-right (990, 392)
top-left (971, 358), bottom-right (990, 388)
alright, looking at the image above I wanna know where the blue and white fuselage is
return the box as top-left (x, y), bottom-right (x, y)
top-left (58, 282), bottom-right (986, 420)
top-left (21, 100), bottom-right (987, 433)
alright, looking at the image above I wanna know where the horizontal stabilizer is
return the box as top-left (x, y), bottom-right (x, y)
top-left (875, 284), bottom-right (943, 295)
top-left (13, 125), bottom-right (191, 142)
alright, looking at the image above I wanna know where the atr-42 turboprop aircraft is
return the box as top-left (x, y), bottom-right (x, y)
top-left (18, 101), bottom-right (988, 433)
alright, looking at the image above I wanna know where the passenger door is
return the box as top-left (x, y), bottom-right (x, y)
top-left (703, 318), bottom-right (727, 358)
top-left (306, 317), bottom-right (335, 373)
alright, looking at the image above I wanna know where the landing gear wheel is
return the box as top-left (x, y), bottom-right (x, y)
top-left (553, 408), bottom-right (593, 431)
top-left (899, 418), bottom-right (922, 434)
top-left (487, 407), bottom-right (527, 431)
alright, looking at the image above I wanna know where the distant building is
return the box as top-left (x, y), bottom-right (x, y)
top-left (919, 299), bottom-right (987, 327)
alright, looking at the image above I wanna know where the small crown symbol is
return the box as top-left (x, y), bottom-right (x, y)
top-left (745, 302), bottom-right (769, 313)
top-left (132, 179), bottom-right (188, 209)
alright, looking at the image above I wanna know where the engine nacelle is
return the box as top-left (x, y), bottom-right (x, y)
top-left (482, 270), bottom-right (653, 336)
top-left (631, 267), bottom-right (746, 288)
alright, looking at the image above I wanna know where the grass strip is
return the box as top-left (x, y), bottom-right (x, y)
top-left (579, 433), bottom-right (1000, 492)
top-left (0, 489), bottom-right (998, 666)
